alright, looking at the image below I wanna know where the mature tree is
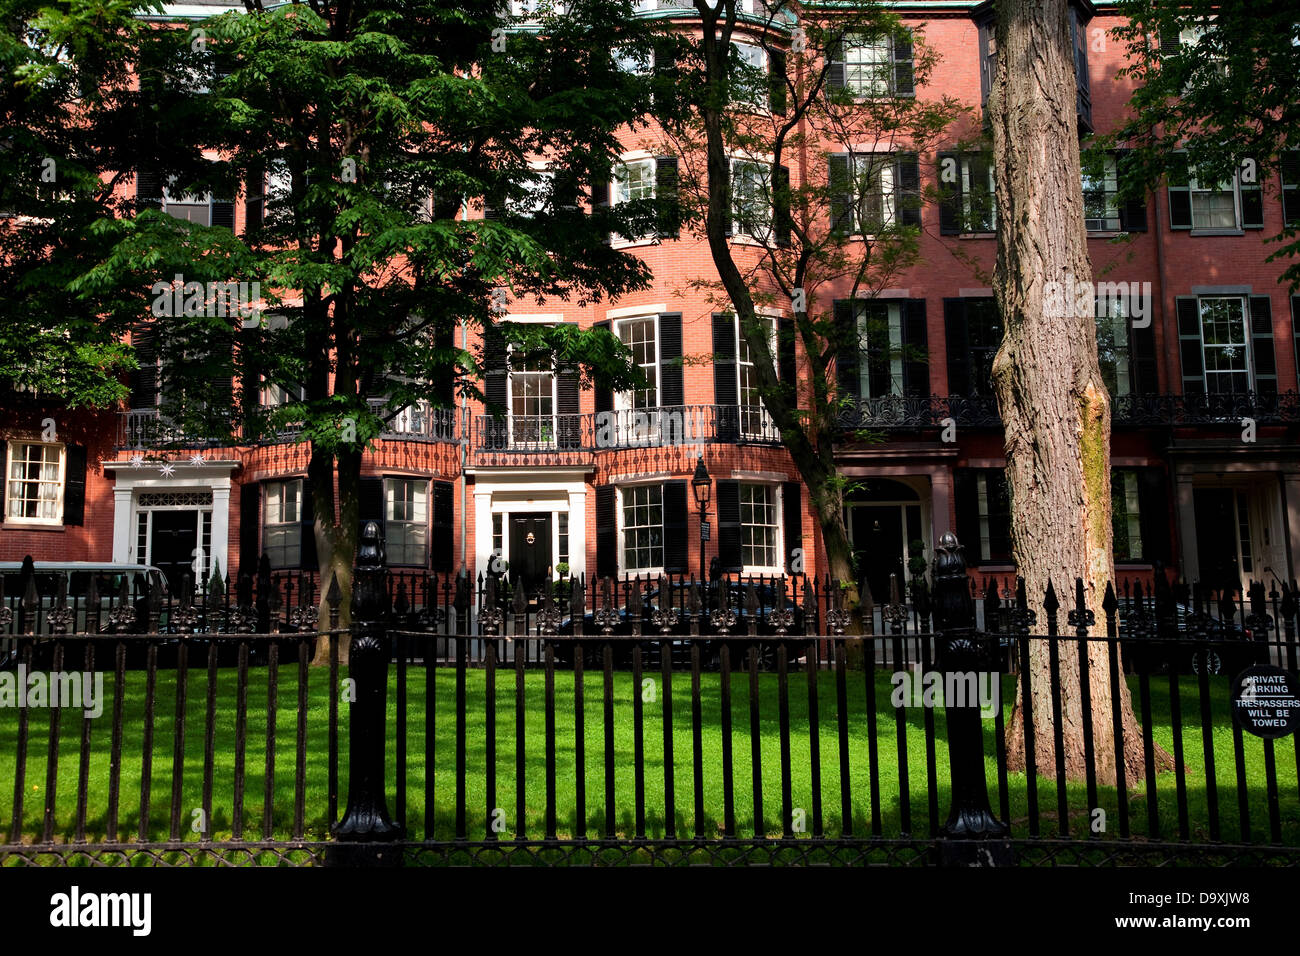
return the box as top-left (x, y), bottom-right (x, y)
top-left (987, 0), bottom-right (1167, 783)
top-left (1107, 0), bottom-right (1300, 287)
top-left (658, 0), bottom-right (966, 632)
top-left (5, 0), bottom-right (656, 660)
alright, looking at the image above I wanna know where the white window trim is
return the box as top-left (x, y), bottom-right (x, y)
top-left (4, 440), bottom-right (66, 526)
top-left (1082, 154), bottom-right (1121, 232)
top-left (1196, 295), bottom-right (1254, 392)
top-left (961, 156), bottom-right (996, 233)
top-left (507, 342), bottom-right (558, 448)
top-left (728, 156), bottom-right (775, 245)
top-left (840, 33), bottom-right (895, 99)
top-left (613, 313), bottom-right (660, 413)
top-left (263, 477), bottom-right (304, 569)
top-left (738, 481), bottom-right (784, 575)
top-left (730, 39), bottom-right (769, 113)
top-left (611, 154), bottom-right (659, 247)
top-left (736, 314), bottom-right (778, 438)
top-left (855, 301), bottom-right (904, 399)
top-left (847, 151), bottom-right (898, 237)
top-left (384, 476), bottom-right (430, 567)
top-left (617, 482), bottom-right (666, 577)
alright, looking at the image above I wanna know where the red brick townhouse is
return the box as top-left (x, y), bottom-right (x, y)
top-left (2, 0), bottom-right (1297, 607)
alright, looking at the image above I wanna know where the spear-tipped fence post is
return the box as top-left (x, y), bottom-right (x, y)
top-left (329, 520), bottom-right (401, 863)
top-left (932, 532), bottom-right (1009, 863)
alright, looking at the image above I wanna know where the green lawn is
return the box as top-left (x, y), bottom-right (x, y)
top-left (1, 666), bottom-right (1297, 850)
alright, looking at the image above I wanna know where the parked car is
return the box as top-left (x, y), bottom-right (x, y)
top-left (550, 580), bottom-right (807, 669)
top-left (1116, 598), bottom-right (1269, 676)
top-left (0, 561), bottom-right (171, 668)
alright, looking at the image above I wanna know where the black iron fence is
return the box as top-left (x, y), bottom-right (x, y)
top-left (1, 535), bottom-right (1298, 866)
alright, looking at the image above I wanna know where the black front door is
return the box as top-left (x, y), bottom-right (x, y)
top-left (1193, 488), bottom-right (1240, 592)
top-left (151, 510), bottom-right (198, 594)
top-left (509, 513), bottom-right (553, 596)
top-left (850, 505), bottom-right (905, 606)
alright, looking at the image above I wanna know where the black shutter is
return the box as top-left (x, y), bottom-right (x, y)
top-left (240, 323), bottom-right (263, 431)
top-left (0, 443), bottom-right (5, 522)
top-left (895, 154), bottom-right (921, 228)
top-left (244, 162), bottom-right (264, 233)
top-left (1294, 297), bottom-right (1300, 391)
top-left (61, 444), bottom-right (86, 526)
top-left (828, 153), bottom-right (853, 236)
top-left (768, 48), bottom-right (787, 115)
top-left (1249, 296), bottom-right (1276, 398)
top-left (943, 298), bottom-right (971, 396)
top-left (1168, 153), bottom-right (1192, 229)
top-left (211, 198), bottom-right (235, 230)
top-left (359, 476), bottom-right (385, 543)
top-left (593, 320), bottom-right (614, 414)
top-left (834, 299), bottom-right (859, 403)
top-left (662, 480), bottom-right (688, 574)
top-left (862, 302), bottom-right (890, 398)
top-left (1115, 150), bottom-right (1147, 232)
top-left (716, 480), bottom-right (742, 574)
top-left (483, 320), bottom-right (508, 413)
top-left (826, 37), bottom-right (845, 91)
top-left (1137, 468), bottom-right (1171, 563)
top-left (431, 480), bottom-right (454, 573)
top-left (557, 366), bottom-right (581, 449)
top-left (953, 469), bottom-right (980, 563)
top-left (1158, 31), bottom-right (1182, 56)
top-left (659, 313), bottom-right (684, 407)
top-left (937, 152), bottom-right (962, 234)
top-left (433, 319), bottom-right (455, 406)
top-left (892, 33), bottom-right (914, 95)
top-left (782, 481), bottom-right (802, 573)
top-left (130, 322), bottom-right (158, 408)
top-left (713, 313), bottom-right (738, 441)
top-left (136, 166), bottom-right (162, 208)
top-left (1240, 157), bottom-right (1264, 229)
top-left (1129, 319), bottom-right (1158, 395)
top-left (239, 482), bottom-right (261, 578)
top-left (977, 20), bottom-right (995, 104)
top-left (595, 485), bottom-right (616, 578)
top-left (773, 164), bottom-right (792, 247)
top-left (208, 338), bottom-right (234, 429)
top-left (654, 156), bottom-right (679, 239)
top-left (299, 484), bottom-right (317, 569)
top-left (652, 37), bottom-right (677, 112)
top-left (1176, 297), bottom-right (1205, 394)
top-left (901, 299), bottom-right (928, 397)
top-left (1282, 153), bottom-right (1300, 227)
top-left (778, 316), bottom-right (797, 404)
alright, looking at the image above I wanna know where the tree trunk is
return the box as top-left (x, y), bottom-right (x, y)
top-left (988, 0), bottom-right (1172, 785)
top-left (309, 445), bottom-right (361, 667)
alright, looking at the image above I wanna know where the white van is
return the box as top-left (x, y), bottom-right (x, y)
top-left (0, 561), bottom-right (168, 636)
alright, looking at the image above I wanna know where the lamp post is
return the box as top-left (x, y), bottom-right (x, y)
top-left (691, 456), bottom-right (711, 584)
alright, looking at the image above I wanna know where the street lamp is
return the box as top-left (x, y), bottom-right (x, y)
top-left (692, 455), bottom-right (711, 583)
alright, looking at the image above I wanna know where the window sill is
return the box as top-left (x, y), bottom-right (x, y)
top-left (729, 235), bottom-right (775, 248)
top-left (610, 237), bottom-right (662, 250)
top-left (956, 232), bottom-right (996, 240)
top-left (1086, 230), bottom-right (1131, 239)
top-left (1, 520), bottom-right (66, 531)
top-left (1188, 228), bottom-right (1244, 237)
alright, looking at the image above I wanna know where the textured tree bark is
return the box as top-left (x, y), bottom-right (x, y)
top-left (987, 0), bottom-right (1172, 784)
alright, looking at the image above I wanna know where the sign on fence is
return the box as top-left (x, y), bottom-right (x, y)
top-left (1231, 667), bottom-right (1300, 739)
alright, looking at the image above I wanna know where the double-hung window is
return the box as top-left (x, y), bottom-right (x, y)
top-left (5, 442), bottom-right (64, 524)
top-left (1111, 470), bottom-right (1144, 563)
top-left (740, 483), bottom-right (780, 571)
top-left (264, 479), bottom-right (302, 568)
top-left (385, 478), bottom-right (428, 566)
top-left (621, 484), bottom-right (664, 573)
top-left (828, 31), bottom-right (914, 98)
top-left (737, 314), bottom-right (777, 438)
top-left (937, 153), bottom-right (995, 234)
top-left (730, 41), bottom-right (767, 111)
top-left (730, 158), bottom-right (772, 242)
top-left (1168, 154), bottom-right (1263, 232)
top-left (509, 348), bottom-right (556, 446)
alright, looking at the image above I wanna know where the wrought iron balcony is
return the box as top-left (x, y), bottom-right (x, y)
top-left (837, 391), bottom-right (1300, 432)
top-left (470, 404), bottom-right (782, 465)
